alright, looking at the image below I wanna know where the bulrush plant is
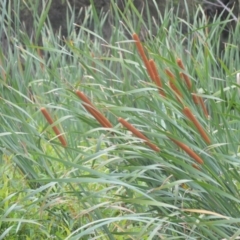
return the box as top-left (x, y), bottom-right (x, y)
top-left (71, 34), bottom-right (206, 167)
top-left (2, 1), bottom-right (240, 239)
top-left (131, 33), bottom-right (207, 166)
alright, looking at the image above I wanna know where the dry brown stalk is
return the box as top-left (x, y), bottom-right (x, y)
top-left (40, 107), bottom-right (67, 147)
top-left (37, 48), bottom-right (44, 70)
top-left (118, 117), bottom-right (160, 152)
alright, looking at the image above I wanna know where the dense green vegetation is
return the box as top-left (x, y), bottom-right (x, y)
top-left (1, 0), bottom-right (240, 239)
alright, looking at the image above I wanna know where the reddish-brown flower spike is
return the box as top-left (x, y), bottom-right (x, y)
top-left (198, 96), bottom-right (209, 118)
top-left (132, 33), bottom-right (155, 81)
top-left (165, 69), bottom-right (182, 98)
top-left (75, 90), bottom-right (113, 128)
top-left (192, 93), bottom-right (199, 105)
top-left (169, 137), bottom-right (204, 165)
top-left (149, 59), bottom-right (165, 97)
top-left (191, 93), bottom-right (209, 118)
top-left (177, 58), bottom-right (192, 90)
top-left (176, 58), bottom-right (185, 69)
top-left (40, 107), bottom-right (67, 147)
top-left (118, 117), bottom-right (160, 152)
top-left (183, 107), bottom-right (211, 144)
top-left (179, 72), bottom-right (192, 90)
top-left (192, 163), bottom-right (201, 171)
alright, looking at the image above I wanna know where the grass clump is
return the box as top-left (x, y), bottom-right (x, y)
top-left (1, 0), bottom-right (240, 239)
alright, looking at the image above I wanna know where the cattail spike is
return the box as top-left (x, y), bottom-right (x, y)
top-left (165, 69), bottom-right (182, 97)
top-left (192, 93), bottom-right (199, 105)
top-left (183, 107), bottom-right (210, 144)
top-left (75, 90), bottom-right (112, 128)
top-left (118, 117), bottom-right (160, 152)
top-left (169, 136), bottom-right (204, 164)
top-left (132, 33), bottom-right (155, 81)
top-left (40, 107), bottom-right (67, 147)
top-left (177, 58), bottom-right (192, 89)
top-left (198, 96), bottom-right (209, 118)
top-left (165, 69), bottom-right (183, 104)
top-left (149, 59), bottom-right (165, 97)
top-left (192, 163), bottom-right (201, 170)
top-left (179, 72), bottom-right (192, 90)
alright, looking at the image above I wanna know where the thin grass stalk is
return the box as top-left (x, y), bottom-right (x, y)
top-left (40, 107), bottom-right (67, 147)
top-left (183, 107), bottom-right (211, 144)
top-left (91, 52), bottom-right (96, 72)
top-left (118, 117), bottom-right (160, 152)
top-left (37, 48), bottom-right (44, 70)
top-left (0, 57), bottom-right (6, 82)
top-left (75, 90), bottom-right (113, 128)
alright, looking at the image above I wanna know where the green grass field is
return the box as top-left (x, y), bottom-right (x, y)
top-left (1, 1), bottom-right (240, 239)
